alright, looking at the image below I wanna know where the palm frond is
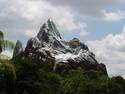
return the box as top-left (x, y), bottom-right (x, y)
top-left (0, 31), bottom-right (14, 53)
top-left (0, 31), bottom-right (4, 40)
top-left (2, 40), bottom-right (15, 50)
top-left (0, 40), bottom-right (15, 51)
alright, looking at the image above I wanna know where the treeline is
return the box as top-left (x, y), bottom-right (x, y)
top-left (0, 58), bottom-right (125, 94)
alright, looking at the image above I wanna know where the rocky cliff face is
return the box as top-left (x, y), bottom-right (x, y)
top-left (13, 19), bottom-right (107, 74)
top-left (13, 40), bottom-right (23, 58)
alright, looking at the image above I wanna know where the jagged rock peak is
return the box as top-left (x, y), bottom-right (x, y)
top-left (13, 20), bottom-right (107, 74)
top-left (37, 19), bottom-right (62, 41)
top-left (70, 38), bottom-right (80, 42)
top-left (13, 40), bottom-right (23, 58)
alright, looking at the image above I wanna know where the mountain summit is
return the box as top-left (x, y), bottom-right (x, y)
top-left (37, 19), bottom-right (62, 41)
top-left (13, 20), bottom-right (107, 74)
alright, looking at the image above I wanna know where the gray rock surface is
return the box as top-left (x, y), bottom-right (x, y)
top-left (13, 40), bottom-right (23, 58)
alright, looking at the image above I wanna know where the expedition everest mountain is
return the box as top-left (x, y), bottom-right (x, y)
top-left (13, 19), bottom-right (107, 74)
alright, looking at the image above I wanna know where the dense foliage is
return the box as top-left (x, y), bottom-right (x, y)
top-left (0, 58), bottom-right (125, 94)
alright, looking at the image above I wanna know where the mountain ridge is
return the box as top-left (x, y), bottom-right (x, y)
top-left (13, 19), bottom-right (107, 74)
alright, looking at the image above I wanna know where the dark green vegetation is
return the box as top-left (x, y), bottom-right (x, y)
top-left (0, 58), bottom-right (125, 94)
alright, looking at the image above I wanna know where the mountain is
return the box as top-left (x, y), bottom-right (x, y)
top-left (13, 19), bottom-right (107, 74)
top-left (13, 40), bottom-right (23, 58)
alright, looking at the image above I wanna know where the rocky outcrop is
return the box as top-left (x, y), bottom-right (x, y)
top-left (13, 19), bottom-right (107, 74)
top-left (13, 40), bottom-right (23, 58)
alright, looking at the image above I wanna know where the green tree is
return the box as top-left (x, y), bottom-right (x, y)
top-left (0, 31), bottom-right (14, 54)
top-left (0, 60), bottom-right (16, 94)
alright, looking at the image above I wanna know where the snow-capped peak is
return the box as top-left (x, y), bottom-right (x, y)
top-left (37, 19), bottom-right (62, 42)
top-left (14, 19), bottom-right (107, 74)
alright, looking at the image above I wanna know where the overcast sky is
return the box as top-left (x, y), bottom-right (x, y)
top-left (1, 0), bottom-right (125, 77)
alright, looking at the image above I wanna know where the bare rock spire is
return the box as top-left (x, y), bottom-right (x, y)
top-left (13, 40), bottom-right (23, 58)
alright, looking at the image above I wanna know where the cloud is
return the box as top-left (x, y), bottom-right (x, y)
top-left (25, 30), bottom-right (37, 37)
top-left (87, 26), bottom-right (125, 77)
top-left (79, 31), bottom-right (88, 36)
top-left (47, 0), bottom-right (125, 17)
top-left (1, 0), bottom-right (125, 45)
top-left (103, 10), bottom-right (125, 21)
top-left (1, 0), bottom-right (86, 45)
top-left (78, 23), bottom-right (89, 36)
